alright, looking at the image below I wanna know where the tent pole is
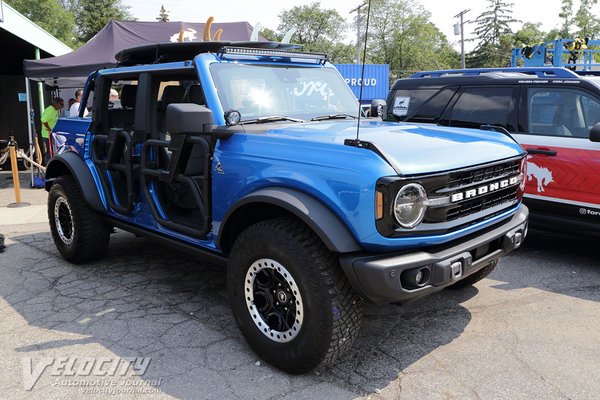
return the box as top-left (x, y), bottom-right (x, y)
top-left (25, 78), bottom-right (35, 186)
top-left (35, 48), bottom-right (45, 116)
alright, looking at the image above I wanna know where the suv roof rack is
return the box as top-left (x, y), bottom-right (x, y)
top-left (115, 41), bottom-right (302, 66)
top-left (410, 67), bottom-right (580, 79)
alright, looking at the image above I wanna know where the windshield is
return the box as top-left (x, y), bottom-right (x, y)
top-left (210, 63), bottom-right (359, 121)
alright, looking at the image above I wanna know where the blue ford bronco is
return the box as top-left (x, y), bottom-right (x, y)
top-left (45, 41), bottom-right (528, 373)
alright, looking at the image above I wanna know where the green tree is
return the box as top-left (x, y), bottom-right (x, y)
top-left (364, 0), bottom-right (459, 76)
top-left (325, 43), bottom-right (357, 64)
top-left (59, 0), bottom-right (80, 14)
top-left (156, 4), bottom-right (169, 22)
top-left (558, 0), bottom-right (574, 37)
top-left (467, 0), bottom-right (519, 67)
top-left (513, 22), bottom-right (546, 46)
top-left (7, 0), bottom-right (76, 47)
top-left (574, 0), bottom-right (600, 38)
top-left (77, 0), bottom-right (131, 43)
top-left (277, 2), bottom-right (348, 56)
top-left (260, 27), bottom-right (282, 42)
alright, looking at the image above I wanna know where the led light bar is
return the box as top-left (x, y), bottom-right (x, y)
top-left (218, 46), bottom-right (328, 63)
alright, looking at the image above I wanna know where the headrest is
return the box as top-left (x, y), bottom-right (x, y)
top-left (161, 86), bottom-right (186, 107)
top-left (188, 85), bottom-right (205, 105)
top-left (120, 85), bottom-right (137, 108)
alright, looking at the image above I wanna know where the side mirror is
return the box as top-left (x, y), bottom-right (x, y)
top-left (370, 99), bottom-right (386, 118)
top-left (590, 122), bottom-right (600, 142)
top-left (166, 103), bottom-right (213, 135)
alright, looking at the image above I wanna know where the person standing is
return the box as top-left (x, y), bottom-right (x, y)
top-left (40, 97), bottom-right (64, 163)
top-left (69, 89), bottom-right (88, 117)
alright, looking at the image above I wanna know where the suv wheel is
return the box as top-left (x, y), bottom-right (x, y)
top-left (48, 176), bottom-right (111, 263)
top-left (227, 217), bottom-right (362, 374)
top-left (449, 260), bottom-right (498, 289)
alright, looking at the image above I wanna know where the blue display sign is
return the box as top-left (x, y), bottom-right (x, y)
top-left (333, 64), bottom-right (389, 102)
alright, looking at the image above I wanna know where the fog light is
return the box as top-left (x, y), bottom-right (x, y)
top-left (401, 266), bottom-right (431, 289)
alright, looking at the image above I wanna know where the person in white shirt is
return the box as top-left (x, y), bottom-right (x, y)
top-left (69, 89), bottom-right (89, 117)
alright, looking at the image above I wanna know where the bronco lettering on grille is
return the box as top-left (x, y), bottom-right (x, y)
top-left (450, 176), bottom-right (520, 203)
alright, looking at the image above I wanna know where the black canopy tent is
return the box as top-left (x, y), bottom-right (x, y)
top-left (23, 20), bottom-right (264, 88)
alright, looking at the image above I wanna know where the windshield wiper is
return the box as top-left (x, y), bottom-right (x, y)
top-left (241, 115), bottom-right (305, 124)
top-left (311, 113), bottom-right (358, 121)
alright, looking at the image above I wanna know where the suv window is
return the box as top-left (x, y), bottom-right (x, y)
top-left (444, 87), bottom-right (513, 131)
top-left (526, 88), bottom-right (600, 138)
top-left (389, 89), bottom-right (437, 120)
top-left (388, 88), bottom-right (455, 122)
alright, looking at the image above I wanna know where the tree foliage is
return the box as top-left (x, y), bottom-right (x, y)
top-left (364, 0), bottom-right (459, 75)
top-left (260, 27), bottom-right (282, 42)
top-left (558, 0), bottom-right (574, 37)
top-left (513, 22), bottom-right (546, 46)
top-left (468, 0), bottom-right (519, 67)
top-left (278, 2), bottom-right (346, 45)
top-left (277, 2), bottom-right (352, 61)
top-left (78, 0), bottom-right (132, 43)
top-left (156, 5), bottom-right (169, 22)
top-left (574, 0), bottom-right (600, 38)
top-left (7, 0), bottom-right (76, 46)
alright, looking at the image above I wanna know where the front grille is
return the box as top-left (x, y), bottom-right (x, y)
top-left (447, 159), bottom-right (520, 189)
top-left (375, 156), bottom-right (525, 238)
top-left (427, 159), bottom-right (522, 223)
top-left (444, 186), bottom-right (518, 221)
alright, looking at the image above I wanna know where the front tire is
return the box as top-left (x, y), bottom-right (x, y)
top-left (48, 175), bottom-right (111, 263)
top-left (227, 217), bottom-right (362, 374)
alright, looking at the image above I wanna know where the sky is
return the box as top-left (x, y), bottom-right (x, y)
top-left (124, 0), bottom-right (599, 51)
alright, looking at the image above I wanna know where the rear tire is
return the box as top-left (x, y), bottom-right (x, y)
top-left (449, 260), bottom-right (498, 289)
top-left (48, 175), bottom-right (111, 263)
top-left (227, 217), bottom-right (362, 374)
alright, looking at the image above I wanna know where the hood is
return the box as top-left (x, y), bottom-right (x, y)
top-left (263, 120), bottom-right (524, 176)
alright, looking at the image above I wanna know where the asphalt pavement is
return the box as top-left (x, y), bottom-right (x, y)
top-left (0, 170), bottom-right (599, 400)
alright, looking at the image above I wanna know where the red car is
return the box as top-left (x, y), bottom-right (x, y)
top-left (385, 67), bottom-right (600, 234)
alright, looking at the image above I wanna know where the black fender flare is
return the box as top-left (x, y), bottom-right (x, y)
top-left (44, 151), bottom-right (105, 212)
top-left (218, 187), bottom-right (362, 254)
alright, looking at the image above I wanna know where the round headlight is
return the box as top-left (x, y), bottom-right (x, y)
top-left (393, 183), bottom-right (427, 228)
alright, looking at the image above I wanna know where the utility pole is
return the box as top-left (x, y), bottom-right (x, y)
top-left (350, 2), bottom-right (367, 64)
top-left (454, 9), bottom-right (470, 69)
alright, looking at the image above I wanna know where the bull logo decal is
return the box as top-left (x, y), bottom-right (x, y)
top-left (526, 157), bottom-right (553, 192)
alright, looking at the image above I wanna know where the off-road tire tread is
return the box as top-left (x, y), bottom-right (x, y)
top-left (228, 217), bottom-right (362, 373)
top-left (48, 175), bottom-right (110, 263)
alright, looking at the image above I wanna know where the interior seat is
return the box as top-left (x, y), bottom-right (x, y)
top-left (109, 85), bottom-right (137, 131)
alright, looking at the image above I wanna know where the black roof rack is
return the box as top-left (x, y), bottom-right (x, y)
top-left (115, 41), bottom-right (302, 66)
top-left (410, 67), bottom-right (580, 79)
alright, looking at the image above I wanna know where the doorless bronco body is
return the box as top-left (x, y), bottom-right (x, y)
top-left (45, 41), bottom-right (528, 373)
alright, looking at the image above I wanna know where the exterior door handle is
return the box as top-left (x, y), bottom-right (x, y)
top-left (526, 148), bottom-right (557, 156)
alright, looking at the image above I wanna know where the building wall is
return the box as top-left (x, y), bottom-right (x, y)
top-left (0, 75), bottom-right (42, 150)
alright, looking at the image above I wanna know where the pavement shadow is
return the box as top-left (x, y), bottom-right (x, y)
top-left (489, 229), bottom-right (600, 303)
top-left (2, 230), bottom-right (476, 398)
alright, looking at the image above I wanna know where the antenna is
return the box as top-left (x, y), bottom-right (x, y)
top-left (355, 0), bottom-right (372, 141)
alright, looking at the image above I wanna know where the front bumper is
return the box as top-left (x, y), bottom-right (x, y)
top-left (340, 206), bottom-right (529, 305)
